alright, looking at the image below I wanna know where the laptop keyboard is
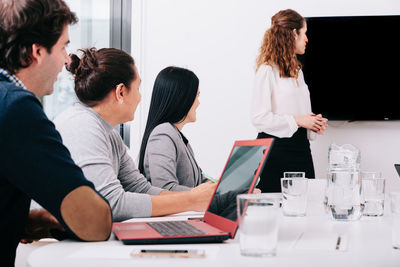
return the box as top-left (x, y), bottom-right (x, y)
top-left (148, 221), bottom-right (207, 237)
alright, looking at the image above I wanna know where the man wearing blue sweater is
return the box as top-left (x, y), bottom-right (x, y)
top-left (0, 1), bottom-right (112, 266)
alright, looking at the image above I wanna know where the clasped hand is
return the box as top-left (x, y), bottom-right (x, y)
top-left (295, 113), bottom-right (328, 134)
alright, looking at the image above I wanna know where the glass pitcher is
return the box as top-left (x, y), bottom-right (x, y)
top-left (325, 144), bottom-right (363, 221)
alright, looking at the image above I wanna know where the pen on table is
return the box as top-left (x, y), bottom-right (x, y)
top-left (142, 249), bottom-right (188, 253)
top-left (201, 172), bottom-right (218, 183)
top-left (131, 249), bottom-right (205, 258)
top-left (335, 235), bottom-right (341, 250)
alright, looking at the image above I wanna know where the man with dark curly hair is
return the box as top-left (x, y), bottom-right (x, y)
top-left (0, 1), bottom-right (112, 266)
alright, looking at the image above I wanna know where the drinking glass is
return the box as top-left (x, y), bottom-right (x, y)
top-left (362, 177), bottom-right (385, 216)
top-left (391, 192), bottom-right (400, 249)
top-left (237, 194), bottom-right (280, 257)
top-left (281, 178), bottom-right (308, 217)
top-left (361, 171), bottom-right (382, 179)
top-left (326, 169), bottom-right (362, 221)
top-left (283, 172), bottom-right (305, 178)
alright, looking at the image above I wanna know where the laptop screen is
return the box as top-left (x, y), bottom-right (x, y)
top-left (207, 145), bottom-right (268, 222)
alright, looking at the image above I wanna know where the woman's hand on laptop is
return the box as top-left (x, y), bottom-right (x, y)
top-left (253, 188), bottom-right (261, 194)
top-left (190, 182), bottom-right (218, 211)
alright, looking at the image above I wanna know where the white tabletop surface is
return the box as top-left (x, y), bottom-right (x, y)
top-left (27, 180), bottom-right (400, 267)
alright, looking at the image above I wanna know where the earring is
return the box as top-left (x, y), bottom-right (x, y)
top-left (119, 99), bottom-right (124, 104)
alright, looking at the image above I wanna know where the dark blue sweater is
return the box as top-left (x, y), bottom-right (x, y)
top-left (0, 76), bottom-right (97, 266)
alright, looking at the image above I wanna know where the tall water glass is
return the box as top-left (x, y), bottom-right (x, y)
top-left (281, 178), bottom-right (308, 217)
top-left (283, 172), bottom-right (305, 178)
top-left (237, 194), bottom-right (280, 257)
top-left (391, 192), bottom-right (400, 250)
top-left (362, 178), bottom-right (385, 216)
top-left (361, 171), bottom-right (382, 179)
top-left (326, 169), bottom-right (363, 221)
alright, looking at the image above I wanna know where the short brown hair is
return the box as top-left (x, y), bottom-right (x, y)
top-left (0, 0), bottom-right (77, 74)
top-left (256, 9), bottom-right (305, 78)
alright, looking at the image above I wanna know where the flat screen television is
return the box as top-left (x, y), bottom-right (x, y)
top-left (300, 15), bottom-right (400, 121)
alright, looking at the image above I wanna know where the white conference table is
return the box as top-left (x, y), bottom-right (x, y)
top-left (28, 181), bottom-right (400, 267)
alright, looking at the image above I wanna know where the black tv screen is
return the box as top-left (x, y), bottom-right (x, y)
top-left (301, 15), bottom-right (400, 121)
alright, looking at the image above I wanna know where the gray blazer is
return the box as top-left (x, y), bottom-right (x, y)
top-left (143, 122), bottom-right (205, 191)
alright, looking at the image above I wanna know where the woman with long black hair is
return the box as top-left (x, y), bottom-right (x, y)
top-left (139, 66), bottom-right (205, 191)
top-left (55, 49), bottom-right (216, 222)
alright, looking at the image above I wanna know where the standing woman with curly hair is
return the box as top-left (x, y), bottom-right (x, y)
top-left (251, 9), bottom-right (328, 192)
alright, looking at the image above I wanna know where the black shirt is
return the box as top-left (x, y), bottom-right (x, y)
top-left (0, 73), bottom-right (97, 266)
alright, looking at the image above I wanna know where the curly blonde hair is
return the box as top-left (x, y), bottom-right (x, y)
top-left (256, 9), bottom-right (305, 79)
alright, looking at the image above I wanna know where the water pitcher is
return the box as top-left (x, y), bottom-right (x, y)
top-left (325, 144), bottom-right (363, 221)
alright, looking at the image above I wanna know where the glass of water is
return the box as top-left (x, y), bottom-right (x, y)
top-left (361, 171), bottom-right (382, 179)
top-left (326, 169), bottom-right (363, 221)
top-left (281, 178), bottom-right (308, 217)
top-left (362, 178), bottom-right (385, 216)
top-left (391, 192), bottom-right (400, 249)
top-left (237, 194), bottom-right (280, 257)
top-left (283, 172), bottom-right (305, 178)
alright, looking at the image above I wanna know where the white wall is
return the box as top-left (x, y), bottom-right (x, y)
top-left (130, 0), bottom-right (400, 191)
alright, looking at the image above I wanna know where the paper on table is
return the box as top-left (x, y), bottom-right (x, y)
top-left (68, 246), bottom-right (132, 259)
top-left (293, 232), bottom-right (348, 251)
top-left (68, 245), bottom-right (220, 259)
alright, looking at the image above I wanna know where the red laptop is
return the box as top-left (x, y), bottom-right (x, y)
top-left (113, 138), bottom-right (274, 244)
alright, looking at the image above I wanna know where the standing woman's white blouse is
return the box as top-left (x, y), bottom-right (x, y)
top-left (251, 64), bottom-right (316, 140)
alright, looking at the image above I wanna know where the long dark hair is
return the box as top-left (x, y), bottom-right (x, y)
top-left (138, 66), bottom-right (199, 173)
top-left (67, 47), bottom-right (136, 106)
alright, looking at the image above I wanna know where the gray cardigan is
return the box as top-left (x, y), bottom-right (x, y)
top-left (143, 123), bottom-right (205, 191)
top-left (54, 103), bottom-right (163, 222)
